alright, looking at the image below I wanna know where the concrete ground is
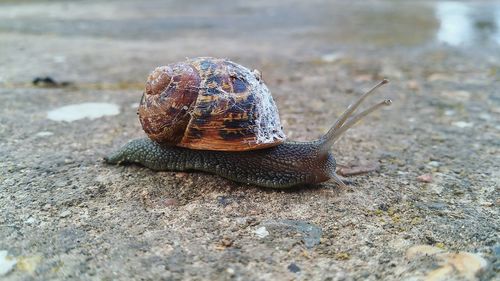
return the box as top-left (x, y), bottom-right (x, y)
top-left (0, 0), bottom-right (498, 280)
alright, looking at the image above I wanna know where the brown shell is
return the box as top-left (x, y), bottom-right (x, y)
top-left (138, 57), bottom-right (286, 151)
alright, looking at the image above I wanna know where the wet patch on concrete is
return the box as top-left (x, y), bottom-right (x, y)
top-left (260, 219), bottom-right (322, 249)
top-left (47, 102), bottom-right (120, 122)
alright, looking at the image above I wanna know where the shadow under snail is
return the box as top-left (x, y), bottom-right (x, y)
top-left (105, 57), bottom-right (391, 189)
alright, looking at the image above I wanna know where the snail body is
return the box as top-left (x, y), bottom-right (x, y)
top-left (105, 138), bottom-right (334, 188)
top-left (105, 57), bottom-right (391, 188)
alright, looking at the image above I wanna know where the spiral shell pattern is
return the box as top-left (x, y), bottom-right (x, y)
top-left (138, 57), bottom-right (285, 151)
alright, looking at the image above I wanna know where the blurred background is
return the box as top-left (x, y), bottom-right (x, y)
top-left (1, 0), bottom-right (499, 85)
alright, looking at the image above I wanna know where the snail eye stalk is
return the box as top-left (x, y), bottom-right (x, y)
top-left (320, 79), bottom-right (391, 151)
top-left (330, 99), bottom-right (392, 144)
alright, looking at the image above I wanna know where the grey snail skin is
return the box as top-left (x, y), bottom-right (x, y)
top-left (105, 57), bottom-right (391, 189)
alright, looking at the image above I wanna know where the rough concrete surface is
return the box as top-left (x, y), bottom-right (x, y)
top-left (0, 0), bottom-right (499, 280)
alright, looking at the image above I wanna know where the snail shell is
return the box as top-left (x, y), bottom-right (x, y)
top-left (138, 57), bottom-right (286, 151)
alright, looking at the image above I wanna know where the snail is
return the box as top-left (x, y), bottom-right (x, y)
top-left (105, 57), bottom-right (391, 189)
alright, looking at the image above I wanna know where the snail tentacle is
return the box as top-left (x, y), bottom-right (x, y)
top-left (319, 80), bottom-right (390, 152)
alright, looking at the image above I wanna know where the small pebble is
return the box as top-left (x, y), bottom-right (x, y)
top-left (479, 202), bottom-right (493, 207)
top-left (335, 252), bottom-right (350, 260)
top-left (287, 262), bottom-right (301, 273)
top-left (254, 226), bottom-right (269, 239)
top-left (320, 52), bottom-right (342, 63)
top-left (426, 202), bottom-right (447, 211)
top-left (406, 245), bottom-right (488, 280)
top-left (417, 174), bottom-right (433, 183)
top-left (407, 80), bottom-right (420, 90)
top-left (174, 172), bottom-right (189, 179)
top-left (220, 237), bottom-right (233, 247)
top-left (226, 268), bottom-right (235, 275)
top-left (235, 217), bottom-right (248, 225)
top-left (428, 161), bottom-right (441, 167)
top-left (35, 131), bottom-right (53, 137)
top-left (54, 179), bottom-right (67, 188)
top-left (452, 121), bottom-right (473, 128)
top-left (217, 196), bottom-right (231, 207)
top-left (246, 217), bottom-right (258, 226)
top-left (430, 134), bottom-right (446, 142)
top-left (162, 198), bottom-right (178, 207)
top-left (59, 210), bottom-right (71, 218)
top-left (41, 204), bottom-right (52, 211)
top-left (0, 250), bottom-right (17, 276)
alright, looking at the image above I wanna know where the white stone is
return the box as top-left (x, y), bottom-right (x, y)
top-left (59, 210), bottom-right (71, 218)
top-left (0, 250), bottom-right (17, 276)
top-left (35, 131), bottom-right (53, 137)
top-left (226, 268), bottom-right (235, 275)
top-left (47, 102), bottom-right (120, 122)
top-left (25, 217), bottom-right (36, 224)
top-left (444, 110), bottom-right (455, 116)
top-left (452, 121), bottom-right (473, 128)
top-left (428, 161), bottom-right (441, 167)
top-left (321, 53), bottom-right (342, 63)
top-left (254, 226), bottom-right (269, 238)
